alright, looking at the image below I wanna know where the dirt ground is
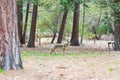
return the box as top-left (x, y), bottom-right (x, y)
top-left (0, 40), bottom-right (120, 80)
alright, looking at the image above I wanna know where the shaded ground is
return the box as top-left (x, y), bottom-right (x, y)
top-left (0, 40), bottom-right (120, 80)
top-left (21, 40), bottom-right (110, 53)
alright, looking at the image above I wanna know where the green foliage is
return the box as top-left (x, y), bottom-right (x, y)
top-left (59, 0), bottom-right (74, 12)
top-left (84, 31), bottom-right (95, 40)
top-left (93, 0), bottom-right (108, 8)
top-left (98, 11), bottom-right (114, 36)
top-left (40, 0), bottom-right (59, 11)
top-left (80, 2), bottom-right (102, 35)
top-left (37, 11), bottom-right (61, 33)
top-left (98, 23), bottom-right (113, 36)
top-left (93, 0), bottom-right (120, 26)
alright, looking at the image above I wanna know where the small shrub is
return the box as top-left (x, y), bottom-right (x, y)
top-left (84, 32), bottom-right (95, 40)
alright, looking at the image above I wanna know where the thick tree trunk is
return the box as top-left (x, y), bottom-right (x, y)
top-left (57, 11), bottom-right (68, 43)
top-left (114, 14), bottom-right (120, 50)
top-left (0, 0), bottom-right (23, 71)
top-left (113, 0), bottom-right (120, 50)
top-left (71, 2), bottom-right (80, 46)
top-left (27, 4), bottom-right (38, 47)
top-left (17, 0), bottom-right (23, 44)
top-left (22, 3), bottom-right (29, 44)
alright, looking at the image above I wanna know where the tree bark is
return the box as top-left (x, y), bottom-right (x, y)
top-left (113, 0), bottom-right (120, 50)
top-left (22, 3), bottom-right (29, 44)
top-left (51, 12), bottom-right (61, 44)
top-left (27, 3), bottom-right (38, 47)
top-left (114, 14), bottom-right (120, 50)
top-left (17, 0), bottom-right (23, 44)
top-left (57, 11), bottom-right (68, 43)
top-left (71, 2), bottom-right (80, 46)
top-left (0, 0), bottom-right (23, 71)
top-left (51, 32), bottom-right (57, 44)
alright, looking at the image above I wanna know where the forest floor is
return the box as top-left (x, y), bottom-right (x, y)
top-left (0, 40), bottom-right (120, 80)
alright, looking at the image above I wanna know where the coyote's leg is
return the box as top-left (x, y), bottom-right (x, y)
top-left (50, 47), bottom-right (56, 54)
top-left (63, 47), bottom-right (66, 53)
top-left (50, 49), bottom-right (54, 54)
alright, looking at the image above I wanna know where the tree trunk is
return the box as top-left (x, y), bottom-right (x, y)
top-left (57, 11), bottom-right (68, 43)
top-left (27, 3), bottom-right (38, 47)
top-left (22, 3), bottom-right (29, 44)
top-left (51, 32), bottom-right (57, 44)
top-left (80, 0), bottom-right (85, 44)
top-left (114, 14), bottom-right (120, 50)
top-left (71, 2), bottom-right (80, 46)
top-left (0, 0), bottom-right (23, 71)
top-left (51, 12), bottom-right (61, 44)
top-left (113, 0), bottom-right (120, 50)
top-left (17, 0), bottom-right (23, 44)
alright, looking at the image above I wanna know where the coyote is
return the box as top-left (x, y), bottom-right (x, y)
top-left (50, 43), bottom-right (69, 54)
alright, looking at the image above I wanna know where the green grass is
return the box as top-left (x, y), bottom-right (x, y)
top-left (0, 69), bottom-right (5, 74)
top-left (22, 51), bottom-right (66, 57)
top-left (21, 51), bottom-right (105, 58)
top-left (109, 67), bottom-right (114, 72)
